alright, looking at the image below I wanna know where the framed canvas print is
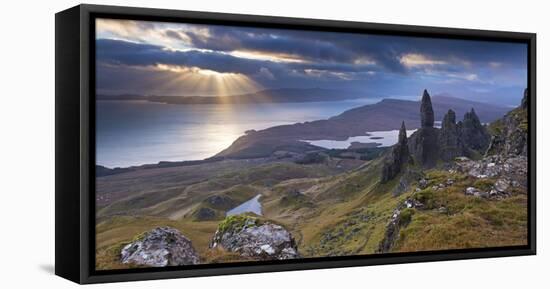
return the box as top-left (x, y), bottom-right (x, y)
top-left (55, 4), bottom-right (536, 284)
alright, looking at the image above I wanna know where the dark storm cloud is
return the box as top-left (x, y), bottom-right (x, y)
top-left (164, 26), bottom-right (385, 69)
top-left (96, 38), bottom-right (272, 74)
top-left (96, 38), bottom-right (378, 76)
top-left (96, 20), bottom-right (527, 105)
top-left (162, 25), bottom-right (526, 73)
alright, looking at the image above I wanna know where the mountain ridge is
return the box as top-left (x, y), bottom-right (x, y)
top-left (216, 94), bottom-right (509, 159)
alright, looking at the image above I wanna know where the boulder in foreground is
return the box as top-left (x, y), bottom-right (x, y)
top-left (121, 227), bottom-right (200, 267)
top-left (210, 214), bottom-right (299, 260)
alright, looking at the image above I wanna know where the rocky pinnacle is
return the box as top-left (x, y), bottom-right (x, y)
top-left (442, 109), bottom-right (456, 129)
top-left (398, 121), bottom-right (408, 145)
top-left (381, 121), bottom-right (411, 183)
top-left (462, 108), bottom-right (490, 152)
top-left (420, 89), bottom-right (434, 128)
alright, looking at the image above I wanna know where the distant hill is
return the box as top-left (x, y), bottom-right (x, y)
top-left (333, 94), bottom-right (508, 128)
top-left (216, 95), bottom-right (509, 159)
top-left (98, 88), bottom-right (368, 104)
top-left (150, 88), bottom-right (368, 104)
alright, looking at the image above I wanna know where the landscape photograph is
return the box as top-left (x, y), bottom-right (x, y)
top-left (94, 18), bottom-right (529, 270)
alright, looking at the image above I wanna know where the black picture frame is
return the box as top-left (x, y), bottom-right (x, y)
top-left (55, 4), bottom-right (536, 284)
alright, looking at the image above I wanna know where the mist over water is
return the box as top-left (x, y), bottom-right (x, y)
top-left (96, 99), bottom-right (380, 168)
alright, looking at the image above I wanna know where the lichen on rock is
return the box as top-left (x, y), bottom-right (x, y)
top-left (120, 227), bottom-right (200, 267)
top-left (210, 214), bottom-right (299, 260)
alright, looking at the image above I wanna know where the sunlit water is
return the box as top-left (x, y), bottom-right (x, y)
top-left (96, 99), bottom-right (381, 168)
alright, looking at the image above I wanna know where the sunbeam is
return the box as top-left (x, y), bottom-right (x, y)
top-left (152, 64), bottom-right (263, 98)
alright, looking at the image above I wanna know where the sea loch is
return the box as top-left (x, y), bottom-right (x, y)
top-left (96, 99), bottom-right (381, 168)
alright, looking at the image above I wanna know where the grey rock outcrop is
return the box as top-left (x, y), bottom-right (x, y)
top-left (455, 154), bottom-right (527, 188)
top-left (409, 127), bottom-right (439, 168)
top-left (438, 109), bottom-right (476, 162)
top-left (381, 88), bottom-right (526, 192)
top-left (121, 227), bottom-right (200, 267)
top-left (465, 187), bottom-right (489, 198)
top-left (438, 109), bottom-right (465, 161)
top-left (210, 215), bottom-right (299, 260)
top-left (378, 198), bottom-right (424, 253)
top-left (409, 89), bottom-right (493, 168)
top-left (461, 108), bottom-right (490, 152)
top-left (381, 121), bottom-right (412, 183)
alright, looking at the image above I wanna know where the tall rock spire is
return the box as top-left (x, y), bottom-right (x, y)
top-left (398, 121), bottom-right (407, 145)
top-left (420, 89), bottom-right (434, 128)
top-left (381, 121), bottom-right (411, 183)
top-left (408, 89), bottom-right (439, 168)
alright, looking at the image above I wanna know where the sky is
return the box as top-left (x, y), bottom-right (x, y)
top-left (96, 18), bottom-right (528, 106)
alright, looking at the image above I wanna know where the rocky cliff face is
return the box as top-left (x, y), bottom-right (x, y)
top-left (210, 214), bottom-right (299, 260)
top-left (120, 227), bottom-right (200, 267)
top-left (381, 122), bottom-right (412, 183)
top-left (485, 92), bottom-right (528, 157)
top-left (453, 90), bottom-right (529, 199)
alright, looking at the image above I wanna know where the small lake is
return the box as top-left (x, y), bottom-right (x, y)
top-left (303, 129), bottom-right (417, 150)
top-left (226, 194), bottom-right (262, 216)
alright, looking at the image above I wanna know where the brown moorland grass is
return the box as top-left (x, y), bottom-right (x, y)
top-left (95, 158), bottom-right (528, 269)
top-left (393, 170), bottom-right (527, 252)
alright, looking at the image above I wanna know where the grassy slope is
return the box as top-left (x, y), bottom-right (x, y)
top-left (96, 143), bottom-right (527, 270)
top-left (393, 170), bottom-right (527, 252)
top-left (95, 160), bottom-right (357, 269)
